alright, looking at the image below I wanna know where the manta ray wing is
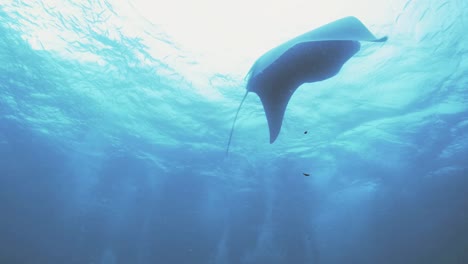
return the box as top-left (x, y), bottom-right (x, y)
top-left (248, 40), bottom-right (361, 143)
top-left (248, 16), bottom-right (387, 79)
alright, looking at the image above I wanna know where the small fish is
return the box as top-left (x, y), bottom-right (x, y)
top-left (304, 131), bottom-right (308, 134)
top-left (303, 173), bottom-right (310, 176)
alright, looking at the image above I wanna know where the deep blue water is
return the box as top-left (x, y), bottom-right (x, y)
top-left (1, 0), bottom-right (467, 264)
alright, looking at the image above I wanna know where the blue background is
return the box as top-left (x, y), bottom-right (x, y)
top-left (1, 0), bottom-right (467, 263)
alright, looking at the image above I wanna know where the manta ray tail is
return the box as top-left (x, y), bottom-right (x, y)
top-left (226, 90), bottom-right (249, 156)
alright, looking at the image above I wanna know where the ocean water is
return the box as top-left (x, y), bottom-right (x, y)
top-left (1, 0), bottom-right (467, 264)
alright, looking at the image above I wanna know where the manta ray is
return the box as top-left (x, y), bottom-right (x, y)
top-left (226, 16), bottom-right (387, 153)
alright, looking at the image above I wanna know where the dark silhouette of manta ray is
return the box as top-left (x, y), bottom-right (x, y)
top-left (226, 16), bottom-right (387, 154)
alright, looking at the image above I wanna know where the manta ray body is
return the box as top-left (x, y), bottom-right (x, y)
top-left (227, 16), bottom-right (387, 153)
